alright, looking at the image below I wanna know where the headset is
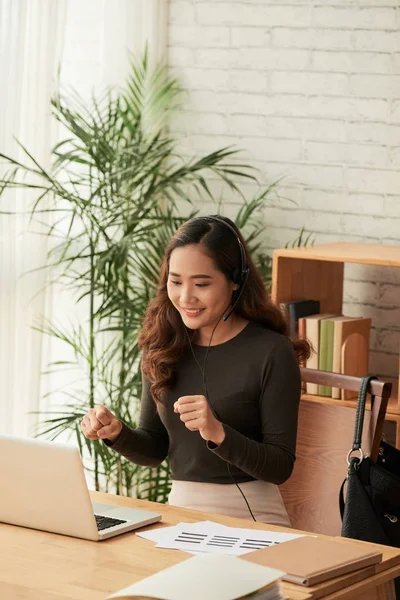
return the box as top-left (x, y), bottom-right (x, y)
top-left (211, 217), bottom-right (251, 322)
top-left (183, 216), bottom-right (256, 521)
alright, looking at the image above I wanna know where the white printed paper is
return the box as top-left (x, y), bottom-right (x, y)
top-left (136, 520), bottom-right (303, 556)
top-left (136, 523), bottom-right (192, 544)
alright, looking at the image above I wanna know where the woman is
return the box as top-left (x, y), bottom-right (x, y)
top-left (80, 215), bottom-right (310, 525)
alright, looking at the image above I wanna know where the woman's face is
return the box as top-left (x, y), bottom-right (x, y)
top-left (167, 244), bottom-right (238, 331)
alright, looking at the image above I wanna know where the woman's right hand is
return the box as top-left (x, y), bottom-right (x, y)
top-left (80, 406), bottom-right (123, 443)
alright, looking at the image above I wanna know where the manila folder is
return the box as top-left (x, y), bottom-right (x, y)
top-left (243, 535), bottom-right (382, 586)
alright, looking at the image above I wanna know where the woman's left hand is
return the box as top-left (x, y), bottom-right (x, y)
top-left (174, 395), bottom-right (226, 445)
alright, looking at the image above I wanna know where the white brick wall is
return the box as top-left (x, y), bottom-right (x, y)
top-left (168, 0), bottom-right (400, 379)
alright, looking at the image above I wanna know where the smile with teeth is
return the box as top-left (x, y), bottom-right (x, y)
top-left (181, 307), bottom-right (205, 317)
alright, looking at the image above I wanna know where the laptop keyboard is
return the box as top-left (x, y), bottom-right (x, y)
top-left (94, 514), bottom-right (128, 531)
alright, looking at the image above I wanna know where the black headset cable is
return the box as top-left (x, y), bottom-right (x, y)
top-left (184, 309), bottom-right (257, 522)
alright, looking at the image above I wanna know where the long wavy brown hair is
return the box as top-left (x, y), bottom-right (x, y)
top-left (138, 215), bottom-right (311, 402)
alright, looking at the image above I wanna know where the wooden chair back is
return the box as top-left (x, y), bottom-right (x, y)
top-left (279, 368), bottom-right (392, 536)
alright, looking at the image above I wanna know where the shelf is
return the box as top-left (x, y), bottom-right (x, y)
top-left (274, 242), bottom-right (400, 267)
top-left (273, 242), bottom-right (400, 446)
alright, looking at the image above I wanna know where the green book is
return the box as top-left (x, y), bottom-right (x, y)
top-left (318, 318), bottom-right (335, 396)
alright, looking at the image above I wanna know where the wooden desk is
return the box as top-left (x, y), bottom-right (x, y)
top-left (0, 491), bottom-right (399, 600)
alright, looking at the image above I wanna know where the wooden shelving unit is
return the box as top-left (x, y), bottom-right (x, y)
top-left (271, 242), bottom-right (400, 447)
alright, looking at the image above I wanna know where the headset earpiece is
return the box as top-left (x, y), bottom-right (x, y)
top-left (232, 268), bottom-right (242, 286)
top-left (223, 268), bottom-right (250, 321)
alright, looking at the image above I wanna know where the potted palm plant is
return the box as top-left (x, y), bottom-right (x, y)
top-left (0, 52), bottom-right (283, 501)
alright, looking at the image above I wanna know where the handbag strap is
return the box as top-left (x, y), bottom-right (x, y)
top-left (339, 477), bottom-right (346, 518)
top-left (340, 375), bottom-right (378, 521)
top-left (351, 375), bottom-right (378, 453)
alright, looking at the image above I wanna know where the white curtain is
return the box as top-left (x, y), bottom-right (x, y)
top-left (103, 0), bottom-right (169, 87)
top-left (0, 0), bottom-right (169, 437)
top-left (0, 0), bottom-right (67, 437)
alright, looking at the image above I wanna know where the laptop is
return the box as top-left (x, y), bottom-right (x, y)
top-left (0, 434), bottom-right (161, 541)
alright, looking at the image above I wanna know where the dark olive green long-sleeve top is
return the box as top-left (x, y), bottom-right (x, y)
top-left (107, 322), bottom-right (301, 485)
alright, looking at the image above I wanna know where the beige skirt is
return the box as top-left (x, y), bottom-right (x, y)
top-left (168, 479), bottom-right (291, 527)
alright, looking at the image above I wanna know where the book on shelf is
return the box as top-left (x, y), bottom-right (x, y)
top-left (297, 317), bottom-right (308, 367)
top-left (106, 553), bottom-right (285, 600)
top-left (328, 316), bottom-right (357, 398)
top-left (280, 299), bottom-right (320, 337)
top-left (317, 315), bottom-right (371, 399)
top-left (317, 318), bottom-right (335, 397)
top-left (334, 316), bottom-right (372, 400)
top-left (244, 535), bottom-right (382, 587)
top-left (303, 314), bottom-right (336, 395)
top-left (302, 314), bottom-right (372, 399)
top-left (298, 316), bottom-right (307, 341)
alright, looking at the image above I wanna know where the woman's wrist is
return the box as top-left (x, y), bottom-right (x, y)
top-left (209, 422), bottom-right (225, 446)
top-left (107, 421), bottom-right (123, 443)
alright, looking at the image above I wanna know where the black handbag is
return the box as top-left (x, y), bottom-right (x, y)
top-left (339, 375), bottom-right (400, 597)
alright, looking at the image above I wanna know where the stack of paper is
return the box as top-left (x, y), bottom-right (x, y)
top-left (106, 553), bottom-right (286, 600)
top-left (136, 520), bottom-right (303, 555)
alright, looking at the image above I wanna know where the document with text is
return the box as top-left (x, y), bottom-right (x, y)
top-left (137, 520), bottom-right (303, 555)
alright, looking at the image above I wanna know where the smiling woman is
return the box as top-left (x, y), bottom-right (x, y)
top-left (167, 244), bottom-right (246, 347)
top-left (80, 215), bottom-right (311, 524)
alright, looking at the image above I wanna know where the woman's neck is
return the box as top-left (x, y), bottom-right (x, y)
top-left (194, 314), bottom-right (249, 346)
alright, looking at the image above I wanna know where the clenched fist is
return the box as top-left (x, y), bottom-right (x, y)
top-left (80, 405), bottom-right (122, 443)
top-left (174, 395), bottom-right (225, 445)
